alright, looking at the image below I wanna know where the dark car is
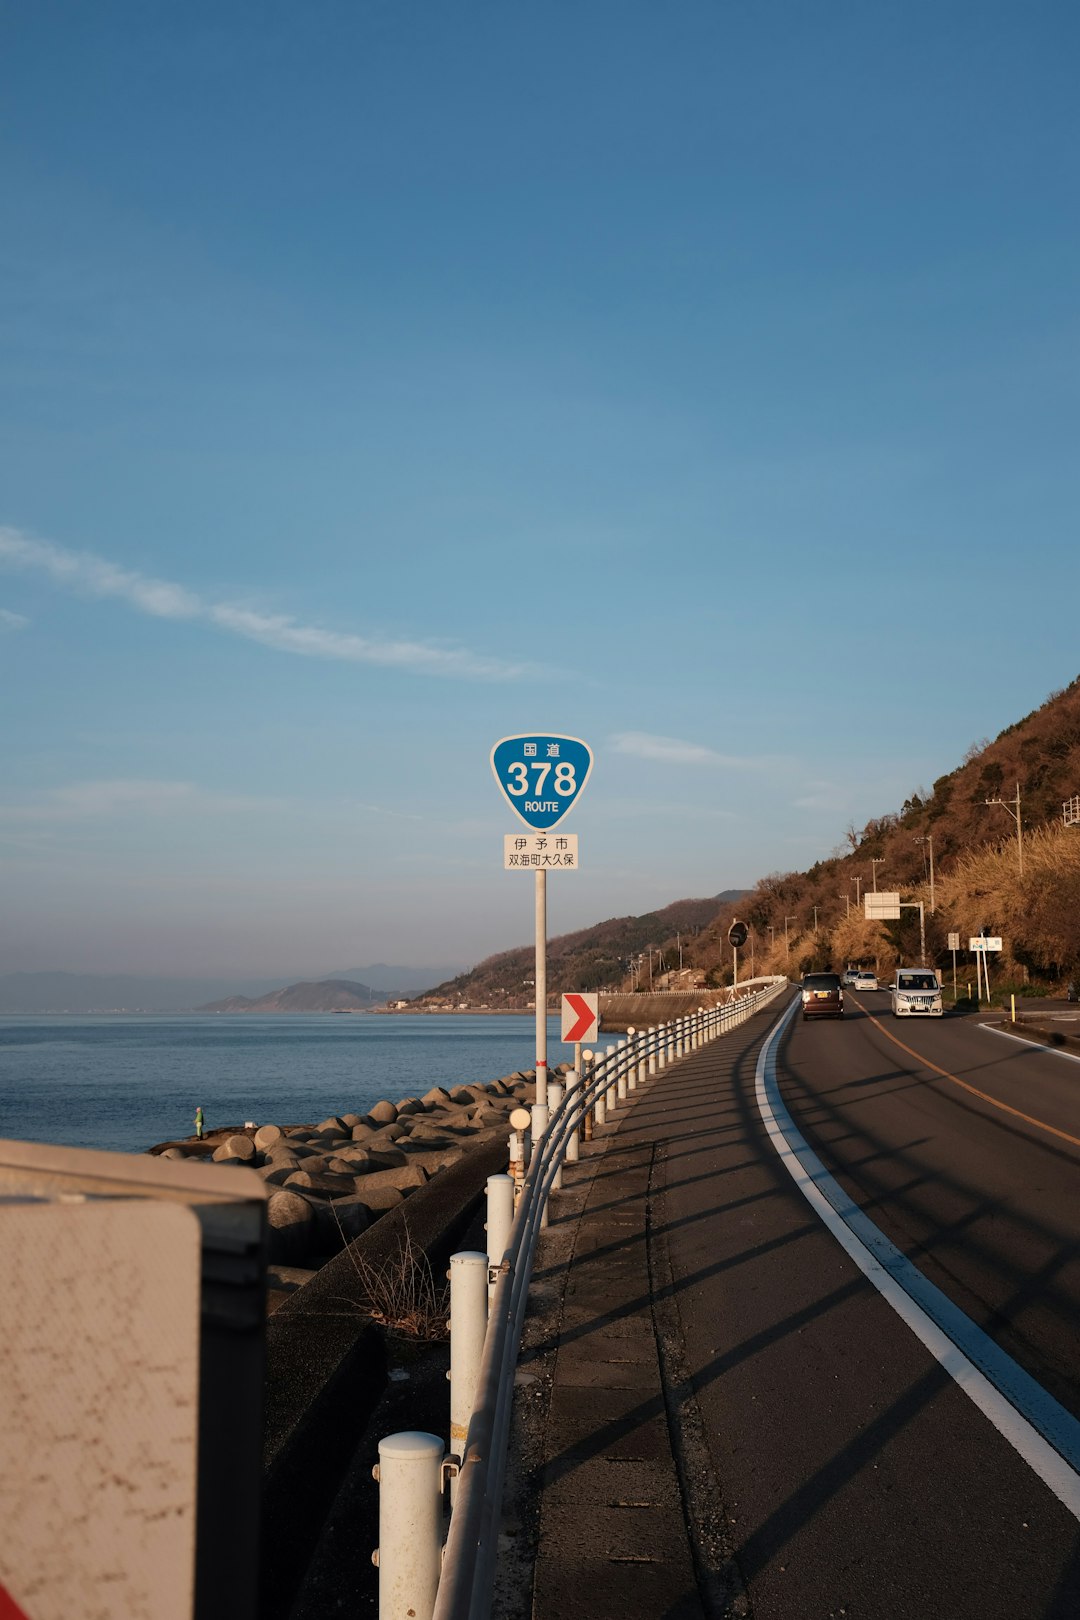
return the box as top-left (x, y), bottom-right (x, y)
top-left (801, 971), bottom-right (844, 1020)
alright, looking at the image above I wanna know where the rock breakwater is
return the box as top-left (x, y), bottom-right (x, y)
top-left (149, 1068), bottom-right (557, 1267)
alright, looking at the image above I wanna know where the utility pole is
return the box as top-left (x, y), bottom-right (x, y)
top-left (838, 893), bottom-right (850, 916)
top-left (784, 915), bottom-right (796, 954)
top-left (915, 835), bottom-right (935, 912)
top-left (851, 876), bottom-right (861, 907)
top-left (871, 858), bottom-right (886, 892)
top-left (986, 783), bottom-right (1024, 877)
top-left (768, 925), bottom-right (775, 952)
top-left (812, 906), bottom-right (819, 931)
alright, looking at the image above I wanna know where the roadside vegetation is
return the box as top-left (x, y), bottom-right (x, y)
top-left (691, 677), bottom-right (1080, 994)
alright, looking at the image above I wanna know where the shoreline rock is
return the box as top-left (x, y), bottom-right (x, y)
top-left (146, 1064), bottom-right (567, 1271)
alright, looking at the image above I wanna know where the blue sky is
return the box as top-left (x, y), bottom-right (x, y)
top-left (2, 2), bottom-right (1077, 979)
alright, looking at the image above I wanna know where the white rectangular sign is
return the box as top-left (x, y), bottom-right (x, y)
top-left (969, 936), bottom-right (1003, 951)
top-left (865, 891), bottom-right (901, 920)
top-left (504, 832), bottom-right (579, 871)
top-left (947, 933), bottom-right (960, 951)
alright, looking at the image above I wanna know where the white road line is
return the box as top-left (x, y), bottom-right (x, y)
top-left (755, 997), bottom-right (1080, 1520)
top-left (977, 1022), bottom-right (1080, 1064)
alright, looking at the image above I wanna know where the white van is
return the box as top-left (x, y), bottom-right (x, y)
top-left (891, 968), bottom-right (943, 1017)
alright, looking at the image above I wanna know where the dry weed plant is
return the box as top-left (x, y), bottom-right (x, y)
top-left (332, 1209), bottom-right (450, 1339)
top-left (935, 822), bottom-right (1080, 976)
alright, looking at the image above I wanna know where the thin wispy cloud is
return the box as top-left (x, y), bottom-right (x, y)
top-left (610, 731), bottom-right (761, 768)
top-left (792, 782), bottom-right (848, 812)
top-left (0, 608), bottom-right (28, 631)
top-left (0, 527), bottom-right (535, 680)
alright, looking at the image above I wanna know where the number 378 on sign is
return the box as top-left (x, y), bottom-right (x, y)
top-left (490, 734), bottom-right (594, 832)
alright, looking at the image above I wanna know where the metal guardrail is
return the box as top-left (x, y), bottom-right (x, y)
top-left (374, 979), bottom-right (790, 1620)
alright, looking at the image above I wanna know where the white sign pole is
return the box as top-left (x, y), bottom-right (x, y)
top-left (535, 869), bottom-right (548, 1108)
top-left (491, 734), bottom-right (593, 1114)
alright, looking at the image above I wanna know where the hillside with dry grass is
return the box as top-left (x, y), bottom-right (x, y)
top-left (412, 893), bottom-right (745, 1007)
top-left (690, 676), bottom-right (1080, 990)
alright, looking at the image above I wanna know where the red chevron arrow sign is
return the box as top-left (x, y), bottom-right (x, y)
top-left (561, 992), bottom-right (599, 1044)
top-left (0, 1583), bottom-right (31, 1620)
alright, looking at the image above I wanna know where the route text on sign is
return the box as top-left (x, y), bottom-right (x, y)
top-left (491, 735), bottom-right (594, 832)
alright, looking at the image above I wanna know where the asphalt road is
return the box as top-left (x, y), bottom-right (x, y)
top-left (659, 993), bottom-right (1080, 1618)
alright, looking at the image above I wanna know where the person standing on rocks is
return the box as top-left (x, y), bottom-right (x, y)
top-left (194, 1106), bottom-right (204, 1140)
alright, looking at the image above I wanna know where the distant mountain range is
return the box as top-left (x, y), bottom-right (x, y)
top-left (0, 963), bottom-right (463, 1014)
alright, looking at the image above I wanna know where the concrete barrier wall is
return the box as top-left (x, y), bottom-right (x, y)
top-left (599, 985), bottom-right (778, 1031)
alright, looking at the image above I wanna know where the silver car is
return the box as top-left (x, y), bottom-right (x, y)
top-left (891, 969), bottom-right (943, 1017)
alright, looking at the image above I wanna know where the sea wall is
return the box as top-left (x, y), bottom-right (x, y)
top-left (600, 984), bottom-right (768, 1031)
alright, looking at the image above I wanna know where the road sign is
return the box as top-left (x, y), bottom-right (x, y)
top-left (561, 992), bottom-right (599, 1044)
top-left (728, 920), bottom-right (748, 948)
top-left (969, 936), bottom-right (1003, 952)
top-left (947, 932), bottom-right (960, 951)
top-left (504, 833), bottom-right (579, 870)
top-left (865, 891), bottom-right (901, 920)
top-left (491, 734), bottom-right (594, 832)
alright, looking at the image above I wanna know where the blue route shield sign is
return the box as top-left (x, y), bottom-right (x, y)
top-left (490, 734), bottom-right (594, 832)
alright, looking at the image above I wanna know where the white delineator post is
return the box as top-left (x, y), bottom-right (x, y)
top-left (485, 1174), bottom-right (514, 1306)
top-left (373, 1431), bottom-right (445, 1620)
top-left (448, 1251), bottom-right (487, 1502)
top-left (535, 868), bottom-right (548, 1107)
top-left (509, 1108), bottom-right (530, 1205)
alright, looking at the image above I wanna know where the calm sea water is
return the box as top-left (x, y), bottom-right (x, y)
top-left (0, 1013), bottom-right (572, 1155)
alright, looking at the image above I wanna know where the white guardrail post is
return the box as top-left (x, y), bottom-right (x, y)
top-left (449, 1252), bottom-right (488, 1503)
top-left (564, 1068), bottom-right (581, 1160)
top-left (593, 1049), bottom-right (607, 1125)
top-left (581, 1051), bottom-right (595, 1138)
top-left (532, 1095), bottom-right (550, 1231)
top-left (485, 1174), bottom-right (514, 1307)
top-left (374, 1430), bottom-right (445, 1620)
top-left (508, 1113), bottom-right (528, 1205)
top-left (419, 975), bottom-right (792, 1620)
top-left (547, 1080), bottom-right (564, 1188)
